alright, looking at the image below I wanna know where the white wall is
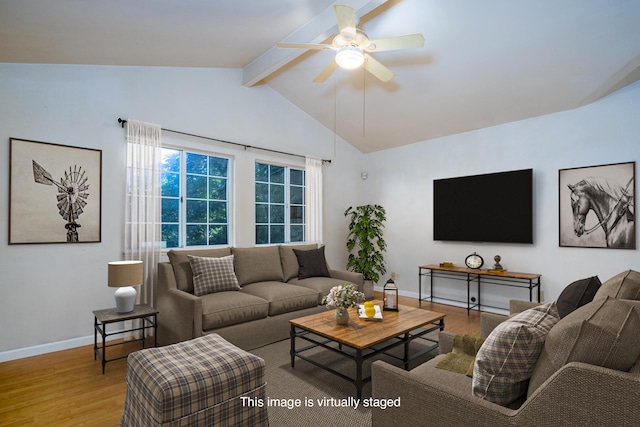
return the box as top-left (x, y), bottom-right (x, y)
top-left (364, 80), bottom-right (640, 308)
top-left (0, 63), bottom-right (363, 359)
top-left (2, 62), bottom-right (637, 359)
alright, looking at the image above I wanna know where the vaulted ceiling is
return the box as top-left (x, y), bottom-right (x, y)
top-left (2, 0), bottom-right (639, 153)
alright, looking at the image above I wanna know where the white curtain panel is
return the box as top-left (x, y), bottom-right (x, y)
top-left (124, 119), bottom-right (162, 337)
top-left (305, 156), bottom-right (323, 244)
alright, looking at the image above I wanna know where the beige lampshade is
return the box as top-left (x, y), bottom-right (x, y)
top-left (108, 260), bottom-right (143, 288)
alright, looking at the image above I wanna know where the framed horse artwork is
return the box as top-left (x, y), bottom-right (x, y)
top-left (559, 161), bottom-right (635, 249)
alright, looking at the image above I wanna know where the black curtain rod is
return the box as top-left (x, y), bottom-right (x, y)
top-left (117, 118), bottom-right (331, 163)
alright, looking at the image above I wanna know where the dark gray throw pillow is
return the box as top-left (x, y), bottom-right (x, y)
top-left (293, 246), bottom-right (331, 279)
top-left (556, 276), bottom-right (601, 318)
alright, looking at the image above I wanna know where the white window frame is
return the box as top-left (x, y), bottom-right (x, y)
top-left (161, 146), bottom-right (233, 249)
top-left (255, 161), bottom-right (305, 245)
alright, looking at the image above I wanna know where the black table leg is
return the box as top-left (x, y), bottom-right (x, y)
top-left (153, 314), bottom-right (158, 347)
top-left (101, 323), bottom-right (106, 374)
top-left (290, 325), bottom-right (296, 368)
top-left (403, 332), bottom-right (411, 370)
top-left (355, 349), bottom-right (364, 399)
top-left (142, 317), bottom-right (147, 349)
top-left (93, 316), bottom-right (97, 361)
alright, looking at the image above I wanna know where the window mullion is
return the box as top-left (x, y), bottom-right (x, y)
top-left (282, 166), bottom-right (292, 244)
top-left (179, 150), bottom-right (187, 248)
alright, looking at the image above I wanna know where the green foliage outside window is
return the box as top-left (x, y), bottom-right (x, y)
top-left (160, 148), bottom-right (230, 248)
top-left (255, 162), bottom-right (305, 245)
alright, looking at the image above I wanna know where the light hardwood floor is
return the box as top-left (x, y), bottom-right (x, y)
top-left (0, 297), bottom-right (480, 427)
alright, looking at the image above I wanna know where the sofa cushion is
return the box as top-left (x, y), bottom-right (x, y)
top-left (413, 355), bottom-right (475, 393)
top-left (201, 291), bottom-right (269, 331)
top-left (527, 296), bottom-right (640, 397)
top-left (279, 244), bottom-right (318, 282)
top-left (594, 270), bottom-right (640, 300)
top-left (167, 248), bottom-right (232, 293)
top-left (232, 247), bottom-right (284, 286)
top-left (188, 254), bottom-right (240, 296)
top-left (294, 246), bottom-right (331, 279)
top-left (472, 301), bottom-right (560, 405)
top-left (556, 276), bottom-right (601, 318)
top-left (289, 277), bottom-right (353, 304)
top-left (241, 282), bottom-right (319, 316)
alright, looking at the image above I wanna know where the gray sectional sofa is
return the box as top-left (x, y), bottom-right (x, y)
top-left (371, 270), bottom-right (640, 426)
top-left (156, 244), bottom-right (363, 350)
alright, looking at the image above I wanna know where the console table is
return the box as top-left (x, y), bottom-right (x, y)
top-left (418, 265), bottom-right (541, 315)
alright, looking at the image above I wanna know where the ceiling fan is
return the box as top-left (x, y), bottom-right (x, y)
top-left (277, 4), bottom-right (424, 83)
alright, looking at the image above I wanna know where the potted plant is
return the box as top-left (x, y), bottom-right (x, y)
top-left (344, 204), bottom-right (387, 298)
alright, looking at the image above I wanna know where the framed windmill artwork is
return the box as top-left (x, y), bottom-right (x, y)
top-left (559, 161), bottom-right (635, 249)
top-left (9, 138), bottom-right (102, 244)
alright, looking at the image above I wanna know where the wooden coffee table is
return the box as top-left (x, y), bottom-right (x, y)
top-left (289, 301), bottom-right (445, 398)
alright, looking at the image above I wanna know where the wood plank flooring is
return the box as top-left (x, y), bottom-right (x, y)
top-left (0, 297), bottom-right (480, 427)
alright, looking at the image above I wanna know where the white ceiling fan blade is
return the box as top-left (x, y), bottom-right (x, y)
top-left (313, 60), bottom-right (339, 83)
top-left (365, 34), bottom-right (425, 52)
top-left (334, 5), bottom-right (356, 38)
top-left (277, 42), bottom-right (334, 51)
top-left (364, 54), bottom-right (395, 82)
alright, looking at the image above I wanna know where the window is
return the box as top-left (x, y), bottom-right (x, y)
top-left (161, 148), bottom-right (231, 248)
top-left (255, 162), bottom-right (305, 244)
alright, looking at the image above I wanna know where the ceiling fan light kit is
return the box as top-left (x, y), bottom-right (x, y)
top-left (277, 4), bottom-right (424, 83)
top-left (335, 46), bottom-right (365, 69)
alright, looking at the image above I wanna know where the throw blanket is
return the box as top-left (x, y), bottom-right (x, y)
top-left (436, 334), bottom-right (486, 377)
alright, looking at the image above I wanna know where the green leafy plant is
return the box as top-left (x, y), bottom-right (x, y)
top-left (344, 204), bottom-right (387, 283)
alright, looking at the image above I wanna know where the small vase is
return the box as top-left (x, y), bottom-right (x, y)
top-left (335, 307), bottom-right (349, 325)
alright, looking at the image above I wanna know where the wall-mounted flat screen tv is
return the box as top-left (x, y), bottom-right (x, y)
top-left (433, 169), bottom-right (533, 244)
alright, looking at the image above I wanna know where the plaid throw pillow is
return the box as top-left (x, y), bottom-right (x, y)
top-left (188, 255), bottom-right (240, 296)
top-left (472, 301), bottom-right (560, 405)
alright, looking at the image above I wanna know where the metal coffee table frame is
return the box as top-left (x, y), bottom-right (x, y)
top-left (290, 317), bottom-right (444, 399)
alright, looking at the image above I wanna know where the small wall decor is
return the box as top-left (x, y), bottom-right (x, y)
top-left (559, 161), bottom-right (635, 249)
top-left (9, 138), bottom-right (102, 244)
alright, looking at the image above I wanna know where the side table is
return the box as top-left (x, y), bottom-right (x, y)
top-left (93, 304), bottom-right (159, 374)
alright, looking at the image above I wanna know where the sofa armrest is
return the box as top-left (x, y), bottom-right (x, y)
top-left (509, 299), bottom-right (541, 314)
top-left (480, 312), bottom-right (508, 338)
top-left (438, 331), bottom-right (455, 354)
top-left (514, 362), bottom-right (640, 424)
top-left (478, 300), bottom-right (542, 338)
top-left (156, 262), bottom-right (203, 345)
top-left (329, 269), bottom-right (364, 290)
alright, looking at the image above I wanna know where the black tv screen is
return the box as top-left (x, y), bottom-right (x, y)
top-left (433, 169), bottom-right (533, 244)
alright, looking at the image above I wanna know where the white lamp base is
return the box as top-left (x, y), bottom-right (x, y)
top-left (114, 286), bottom-right (137, 313)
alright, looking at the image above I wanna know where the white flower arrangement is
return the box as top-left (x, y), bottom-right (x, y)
top-left (321, 283), bottom-right (365, 311)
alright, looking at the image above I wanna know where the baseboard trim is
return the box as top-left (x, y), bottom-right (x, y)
top-left (0, 331), bottom-right (125, 363)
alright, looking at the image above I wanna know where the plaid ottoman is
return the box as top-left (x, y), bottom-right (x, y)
top-left (121, 334), bottom-right (268, 426)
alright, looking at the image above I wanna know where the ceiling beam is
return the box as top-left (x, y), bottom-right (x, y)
top-left (578, 54), bottom-right (640, 107)
top-left (242, 0), bottom-right (388, 87)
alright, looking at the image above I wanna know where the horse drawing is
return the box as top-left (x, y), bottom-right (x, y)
top-left (568, 176), bottom-right (635, 248)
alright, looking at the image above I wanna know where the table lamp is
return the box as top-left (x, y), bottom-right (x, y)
top-left (108, 260), bottom-right (143, 313)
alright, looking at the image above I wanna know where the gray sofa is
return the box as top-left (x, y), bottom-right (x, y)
top-left (372, 270), bottom-right (640, 427)
top-left (156, 244), bottom-right (363, 350)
